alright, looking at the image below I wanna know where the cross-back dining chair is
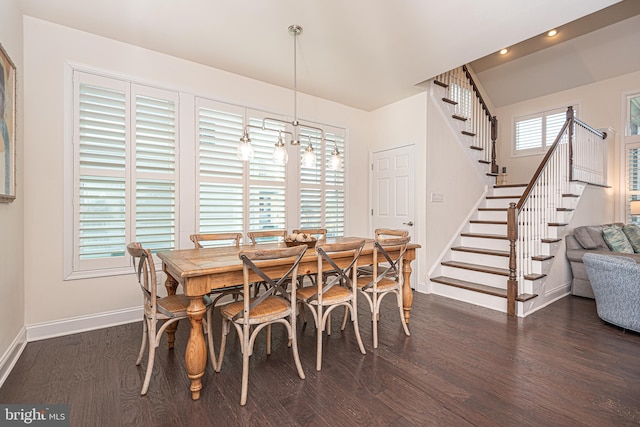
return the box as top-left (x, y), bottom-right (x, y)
top-left (247, 229), bottom-right (287, 245)
top-left (190, 232), bottom-right (244, 306)
top-left (356, 230), bottom-right (411, 348)
top-left (127, 242), bottom-right (215, 395)
top-left (216, 244), bottom-right (307, 406)
top-left (297, 239), bottom-right (367, 370)
top-left (292, 228), bottom-right (327, 286)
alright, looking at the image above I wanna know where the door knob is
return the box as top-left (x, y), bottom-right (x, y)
top-left (403, 221), bottom-right (414, 226)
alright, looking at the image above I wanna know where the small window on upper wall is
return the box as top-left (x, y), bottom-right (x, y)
top-left (627, 94), bottom-right (640, 136)
top-left (513, 106), bottom-right (576, 156)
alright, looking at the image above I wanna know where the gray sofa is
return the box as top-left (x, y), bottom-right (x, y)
top-left (583, 253), bottom-right (640, 333)
top-left (565, 223), bottom-right (640, 298)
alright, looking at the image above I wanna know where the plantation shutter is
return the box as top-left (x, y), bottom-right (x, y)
top-left (515, 107), bottom-right (575, 154)
top-left (75, 73), bottom-right (130, 271)
top-left (133, 88), bottom-right (178, 253)
top-left (325, 132), bottom-right (345, 237)
top-left (197, 100), bottom-right (245, 236)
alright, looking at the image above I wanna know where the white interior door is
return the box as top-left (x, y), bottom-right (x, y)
top-left (371, 145), bottom-right (416, 286)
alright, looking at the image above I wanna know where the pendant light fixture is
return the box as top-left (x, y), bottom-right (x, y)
top-left (237, 25), bottom-right (343, 170)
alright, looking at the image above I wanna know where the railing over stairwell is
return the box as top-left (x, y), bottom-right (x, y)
top-left (434, 65), bottom-right (498, 174)
top-left (506, 107), bottom-right (608, 316)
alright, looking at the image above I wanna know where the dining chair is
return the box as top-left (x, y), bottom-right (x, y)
top-left (247, 229), bottom-right (287, 244)
top-left (216, 245), bottom-right (307, 406)
top-left (357, 228), bottom-right (409, 277)
top-left (297, 239), bottom-right (367, 370)
top-left (356, 230), bottom-right (411, 348)
top-left (126, 242), bottom-right (215, 395)
top-left (190, 232), bottom-right (243, 248)
top-left (190, 232), bottom-right (244, 306)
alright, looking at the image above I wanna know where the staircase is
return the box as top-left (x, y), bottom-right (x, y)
top-left (430, 181), bottom-right (585, 314)
top-left (429, 66), bottom-right (607, 317)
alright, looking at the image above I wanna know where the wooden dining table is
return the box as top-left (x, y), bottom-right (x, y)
top-left (157, 236), bottom-right (420, 400)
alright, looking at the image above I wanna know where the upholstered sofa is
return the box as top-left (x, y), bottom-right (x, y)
top-left (565, 223), bottom-right (640, 298)
top-left (583, 253), bottom-right (640, 333)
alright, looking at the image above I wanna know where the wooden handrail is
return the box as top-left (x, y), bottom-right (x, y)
top-left (462, 65), bottom-right (493, 119)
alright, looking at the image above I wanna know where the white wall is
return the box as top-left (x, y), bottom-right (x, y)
top-left (0, 0), bottom-right (25, 377)
top-left (369, 93), bottom-right (428, 287)
top-left (22, 17), bottom-right (370, 328)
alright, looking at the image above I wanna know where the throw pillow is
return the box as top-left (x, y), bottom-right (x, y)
top-left (573, 226), bottom-right (598, 249)
top-left (623, 223), bottom-right (640, 253)
top-left (602, 225), bottom-right (634, 253)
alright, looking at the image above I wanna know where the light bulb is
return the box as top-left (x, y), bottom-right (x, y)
top-left (302, 143), bottom-right (316, 168)
top-left (328, 147), bottom-right (342, 171)
top-left (237, 133), bottom-right (254, 161)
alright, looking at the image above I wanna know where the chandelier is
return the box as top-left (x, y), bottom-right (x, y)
top-left (237, 25), bottom-right (343, 170)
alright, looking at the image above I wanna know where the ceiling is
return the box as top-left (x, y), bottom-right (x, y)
top-left (18, 0), bottom-right (621, 112)
top-left (471, 0), bottom-right (640, 107)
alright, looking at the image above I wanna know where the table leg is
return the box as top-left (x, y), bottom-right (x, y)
top-left (186, 296), bottom-right (207, 400)
top-left (402, 258), bottom-right (414, 324)
top-left (164, 274), bottom-right (179, 349)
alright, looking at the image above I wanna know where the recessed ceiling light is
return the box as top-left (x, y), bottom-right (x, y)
top-left (499, 48), bottom-right (508, 55)
top-left (547, 29), bottom-right (558, 37)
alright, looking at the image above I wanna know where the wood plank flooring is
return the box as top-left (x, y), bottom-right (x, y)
top-left (1, 293), bottom-right (640, 426)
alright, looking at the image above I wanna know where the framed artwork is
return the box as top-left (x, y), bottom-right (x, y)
top-left (0, 43), bottom-right (15, 203)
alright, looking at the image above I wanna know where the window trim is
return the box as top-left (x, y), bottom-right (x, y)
top-left (511, 104), bottom-right (579, 158)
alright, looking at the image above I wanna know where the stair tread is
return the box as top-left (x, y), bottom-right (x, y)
top-left (531, 255), bottom-right (554, 261)
top-left (556, 207), bottom-right (575, 211)
top-left (542, 238), bottom-right (561, 243)
top-left (434, 80), bottom-right (448, 88)
top-left (442, 97), bottom-right (457, 105)
top-left (441, 260), bottom-right (509, 276)
top-left (478, 207), bottom-right (507, 211)
top-left (431, 276), bottom-right (507, 297)
top-left (461, 232), bottom-right (508, 240)
top-left (486, 172), bottom-right (499, 177)
top-left (563, 193), bottom-right (580, 197)
top-left (470, 146), bottom-right (483, 151)
top-left (516, 293), bottom-right (538, 302)
top-left (548, 222), bottom-right (568, 227)
top-left (479, 160), bottom-right (491, 164)
top-left (462, 131), bottom-right (476, 136)
top-left (470, 220), bottom-right (507, 225)
top-left (486, 195), bottom-right (521, 199)
top-left (524, 273), bottom-right (546, 281)
top-left (452, 114), bottom-right (468, 121)
top-left (493, 184), bottom-right (528, 188)
top-left (451, 246), bottom-right (509, 257)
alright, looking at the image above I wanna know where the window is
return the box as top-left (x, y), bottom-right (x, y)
top-left (72, 72), bottom-right (177, 273)
top-left (626, 144), bottom-right (640, 224)
top-left (627, 94), bottom-right (640, 136)
top-left (513, 106), bottom-right (575, 155)
top-left (67, 68), bottom-right (346, 277)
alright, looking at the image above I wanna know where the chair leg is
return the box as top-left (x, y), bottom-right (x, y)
top-left (206, 307), bottom-right (218, 370)
top-left (140, 320), bottom-right (157, 395)
top-left (340, 306), bottom-right (349, 331)
top-left (316, 306), bottom-right (324, 371)
top-left (216, 319), bottom-right (229, 372)
top-left (290, 316), bottom-right (306, 380)
top-left (351, 302), bottom-right (366, 355)
top-left (266, 324), bottom-right (272, 354)
top-left (240, 324), bottom-right (251, 406)
top-left (136, 317), bottom-right (148, 366)
top-left (372, 293), bottom-right (379, 349)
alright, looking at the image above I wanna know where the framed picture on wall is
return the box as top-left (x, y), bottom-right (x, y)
top-left (0, 43), bottom-right (15, 203)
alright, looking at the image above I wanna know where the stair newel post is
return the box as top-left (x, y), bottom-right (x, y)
top-left (567, 106), bottom-right (575, 182)
top-left (507, 202), bottom-right (518, 317)
top-left (491, 115), bottom-right (498, 175)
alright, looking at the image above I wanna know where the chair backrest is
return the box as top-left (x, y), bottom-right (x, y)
top-left (237, 245), bottom-right (307, 321)
top-left (190, 232), bottom-right (243, 248)
top-left (293, 228), bottom-right (327, 241)
top-left (127, 242), bottom-right (158, 315)
top-left (314, 239), bottom-right (365, 302)
top-left (247, 229), bottom-right (287, 245)
top-left (370, 232), bottom-right (411, 287)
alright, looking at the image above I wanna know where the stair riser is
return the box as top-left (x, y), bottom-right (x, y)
top-left (461, 236), bottom-right (509, 251)
top-left (530, 259), bottom-right (553, 275)
top-left (485, 198), bottom-right (520, 209)
top-left (476, 210), bottom-right (508, 221)
top-left (451, 251), bottom-right (509, 269)
top-left (470, 223), bottom-right (507, 235)
top-left (492, 187), bottom-right (525, 197)
top-left (546, 225), bottom-right (567, 239)
top-left (440, 266), bottom-right (508, 288)
top-left (430, 282), bottom-right (508, 313)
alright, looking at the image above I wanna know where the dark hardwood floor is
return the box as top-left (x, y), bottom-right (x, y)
top-left (2, 293), bottom-right (639, 426)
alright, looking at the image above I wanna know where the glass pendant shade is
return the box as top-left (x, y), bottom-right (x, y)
top-left (328, 147), bottom-right (342, 171)
top-left (302, 142), bottom-right (316, 168)
top-left (237, 134), bottom-right (254, 161)
top-left (272, 138), bottom-right (289, 165)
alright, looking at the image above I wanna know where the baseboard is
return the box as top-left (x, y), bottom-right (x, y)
top-left (0, 327), bottom-right (27, 388)
top-left (26, 306), bottom-right (143, 342)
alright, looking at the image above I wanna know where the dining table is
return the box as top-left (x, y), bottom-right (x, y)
top-left (157, 236), bottom-right (420, 400)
